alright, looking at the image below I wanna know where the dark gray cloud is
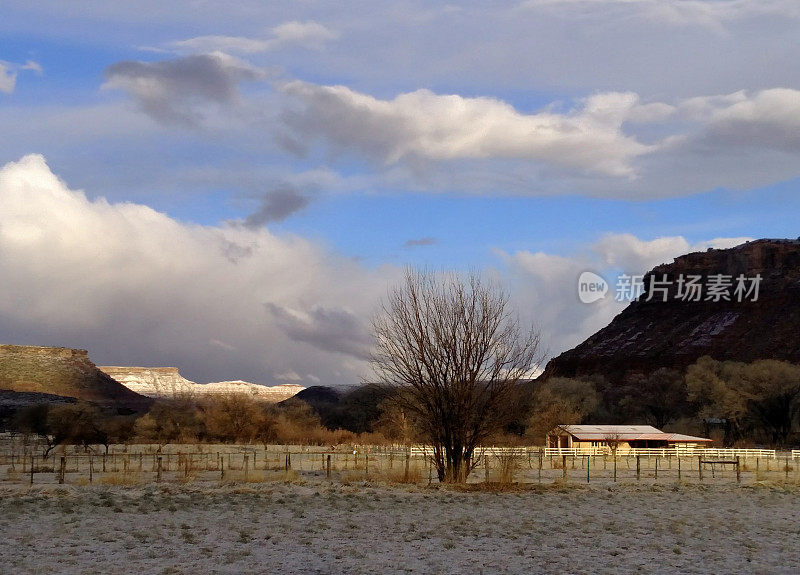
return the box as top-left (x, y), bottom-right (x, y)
top-left (404, 237), bottom-right (437, 247)
top-left (243, 186), bottom-right (310, 228)
top-left (103, 53), bottom-right (264, 126)
top-left (265, 303), bottom-right (373, 360)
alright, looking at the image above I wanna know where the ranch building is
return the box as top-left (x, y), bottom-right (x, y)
top-left (546, 424), bottom-right (712, 451)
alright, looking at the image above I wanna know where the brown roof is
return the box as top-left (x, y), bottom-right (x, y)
top-left (556, 425), bottom-right (711, 443)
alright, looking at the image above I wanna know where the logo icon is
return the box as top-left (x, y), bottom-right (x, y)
top-left (578, 271), bottom-right (608, 304)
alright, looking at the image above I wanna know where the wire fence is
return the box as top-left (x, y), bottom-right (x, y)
top-left (1, 436), bottom-right (798, 487)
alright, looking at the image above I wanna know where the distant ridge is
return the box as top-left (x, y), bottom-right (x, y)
top-left (98, 366), bottom-right (304, 402)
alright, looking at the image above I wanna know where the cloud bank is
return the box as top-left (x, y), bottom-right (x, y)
top-left (0, 154), bottom-right (759, 384)
top-left (0, 154), bottom-right (390, 385)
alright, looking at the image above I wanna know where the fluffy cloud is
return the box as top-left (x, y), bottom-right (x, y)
top-left (682, 88), bottom-right (800, 151)
top-left (0, 59), bottom-right (41, 94)
top-left (281, 82), bottom-right (657, 177)
top-left (103, 52), bottom-right (266, 126)
top-left (592, 233), bottom-right (753, 273)
top-left (273, 83), bottom-right (800, 197)
top-left (0, 154), bottom-right (393, 385)
top-left (170, 21), bottom-right (338, 54)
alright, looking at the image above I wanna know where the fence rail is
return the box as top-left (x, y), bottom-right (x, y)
top-left (1, 438), bottom-right (798, 487)
top-left (540, 447), bottom-right (779, 458)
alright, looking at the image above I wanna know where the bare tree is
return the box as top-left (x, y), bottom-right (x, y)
top-left (603, 432), bottom-right (623, 456)
top-left (371, 269), bottom-right (542, 483)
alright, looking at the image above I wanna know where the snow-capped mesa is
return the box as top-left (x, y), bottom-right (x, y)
top-left (99, 367), bottom-right (303, 402)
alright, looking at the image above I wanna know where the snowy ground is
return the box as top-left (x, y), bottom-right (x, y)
top-left (1, 481), bottom-right (799, 575)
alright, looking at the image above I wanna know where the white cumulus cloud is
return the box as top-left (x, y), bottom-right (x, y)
top-left (280, 82), bottom-right (659, 177)
top-left (0, 154), bottom-right (394, 385)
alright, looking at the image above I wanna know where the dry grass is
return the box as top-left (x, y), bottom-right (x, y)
top-left (491, 453), bottom-right (520, 485)
top-left (96, 472), bottom-right (143, 486)
top-left (339, 471), bottom-right (365, 485)
top-left (387, 463), bottom-right (424, 484)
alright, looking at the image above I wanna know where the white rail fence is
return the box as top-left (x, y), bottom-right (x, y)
top-left (1, 441), bottom-right (798, 486)
top-left (370, 445), bottom-right (785, 459)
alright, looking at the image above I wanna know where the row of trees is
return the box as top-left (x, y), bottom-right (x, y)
top-left (526, 358), bottom-right (800, 448)
top-left (13, 395), bottom-right (381, 456)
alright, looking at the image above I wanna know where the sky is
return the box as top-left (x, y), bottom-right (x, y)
top-left (1, 1), bottom-right (799, 386)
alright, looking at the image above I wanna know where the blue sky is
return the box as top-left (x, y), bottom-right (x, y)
top-left (1, 1), bottom-right (799, 385)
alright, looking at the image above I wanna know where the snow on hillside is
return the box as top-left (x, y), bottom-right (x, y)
top-left (98, 367), bottom-right (303, 402)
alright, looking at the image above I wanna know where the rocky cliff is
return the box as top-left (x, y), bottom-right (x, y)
top-left (98, 366), bottom-right (195, 398)
top-left (0, 345), bottom-right (150, 409)
top-left (98, 366), bottom-right (303, 403)
top-left (544, 239), bottom-right (800, 381)
top-left (192, 380), bottom-right (304, 402)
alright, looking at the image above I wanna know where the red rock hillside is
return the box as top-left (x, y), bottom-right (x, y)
top-left (543, 239), bottom-right (800, 381)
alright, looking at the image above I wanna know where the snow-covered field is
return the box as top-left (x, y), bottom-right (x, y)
top-left (1, 481), bottom-right (799, 575)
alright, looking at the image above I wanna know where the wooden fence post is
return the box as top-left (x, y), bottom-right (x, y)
top-left (538, 450), bottom-right (543, 483)
top-left (613, 456), bottom-right (617, 482)
top-left (484, 455), bottom-right (489, 482)
top-left (29, 454), bottom-right (34, 486)
top-left (59, 456), bottom-right (66, 484)
top-left (677, 456), bottom-right (681, 481)
top-left (364, 453), bottom-right (369, 481)
top-left (562, 455), bottom-right (567, 480)
top-left (244, 455), bottom-right (249, 480)
top-left (655, 457), bottom-right (658, 480)
top-left (636, 455), bottom-right (640, 481)
top-left (326, 454), bottom-right (331, 479)
top-left (89, 455), bottom-right (93, 483)
top-left (736, 456), bottom-right (741, 484)
top-left (698, 456), bottom-right (703, 482)
top-left (157, 456), bottom-right (162, 483)
top-left (586, 456), bottom-right (590, 484)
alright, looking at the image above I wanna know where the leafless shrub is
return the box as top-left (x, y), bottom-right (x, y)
top-left (372, 269), bottom-right (542, 483)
